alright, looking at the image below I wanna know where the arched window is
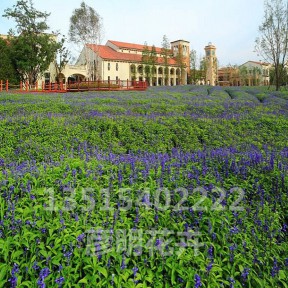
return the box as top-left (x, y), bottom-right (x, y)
top-left (138, 65), bottom-right (143, 74)
top-left (130, 65), bottom-right (136, 73)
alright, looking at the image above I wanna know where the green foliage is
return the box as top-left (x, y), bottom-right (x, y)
top-left (3, 0), bottom-right (62, 84)
top-left (255, 0), bottom-right (288, 90)
top-left (161, 35), bottom-right (171, 85)
top-left (9, 33), bottom-right (60, 84)
top-left (0, 38), bottom-right (19, 84)
top-left (0, 86), bottom-right (287, 287)
top-left (69, 1), bottom-right (103, 45)
top-left (142, 43), bottom-right (158, 85)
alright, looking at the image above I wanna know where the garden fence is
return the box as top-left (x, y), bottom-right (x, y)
top-left (0, 79), bottom-right (148, 93)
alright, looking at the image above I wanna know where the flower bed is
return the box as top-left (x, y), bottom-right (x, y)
top-left (0, 85), bottom-right (287, 287)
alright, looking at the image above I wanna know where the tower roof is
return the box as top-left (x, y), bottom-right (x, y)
top-left (170, 39), bottom-right (190, 44)
top-left (205, 42), bottom-right (216, 49)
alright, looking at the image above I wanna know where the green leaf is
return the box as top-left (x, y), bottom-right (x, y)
top-left (19, 281), bottom-right (32, 287)
top-left (78, 278), bottom-right (88, 284)
top-left (0, 264), bottom-right (8, 281)
top-left (11, 250), bottom-right (23, 260)
top-left (98, 267), bottom-right (108, 278)
top-left (145, 276), bottom-right (153, 283)
top-left (40, 250), bottom-right (48, 258)
top-left (279, 270), bottom-right (287, 280)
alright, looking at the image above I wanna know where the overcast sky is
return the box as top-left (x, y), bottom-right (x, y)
top-left (0, 0), bottom-right (265, 67)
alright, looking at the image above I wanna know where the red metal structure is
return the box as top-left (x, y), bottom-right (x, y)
top-left (0, 79), bottom-right (148, 93)
top-left (66, 79), bottom-right (147, 92)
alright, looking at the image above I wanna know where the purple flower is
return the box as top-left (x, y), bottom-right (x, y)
top-left (120, 255), bottom-right (126, 270)
top-left (74, 214), bottom-right (79, 221)
top-left (194, 274), bottom-right (202, 288)
top-left (8, 263), bottom-right (19, 288)
top-left (241, 268), bottom-right (250, 282)
top-left (107, 258), bottom-right (111, 268)
top-left (77, 233), bottom-right (85, 242)
top-left (229, 244), bottom-right (237, 262)
top-left (155, 238), bottom-right (162, 247)
top-left (63, 250), bottom-right (73, 260)
top-left (271, 257), bottom-right (280, 277)
top-left (40, 228), bottom-right (47, 234)
top-left (178, 277), bottom-right (184, 283)
top-left (229, 277), bottom-right (235, 288)
top-left (55, 276), bottom-right (65, 286)
top-left (206, 262), bottom-right (213, 274)
top-left (211, 232), bottom-right (216, 241)
top-left (229, 226), bottom-right (239, 235)
top-left (132, 266), bottom-right (138, 277)
top-left (155, 214), bottom-right (159, 222)
top-left (33, 262), bottom-right (39, 271)
top-left (39, 267), bottom-right (50, 278)
top-left (37, 267), bottom-right (50, 288)
top-left (208, 245), bottom-right (213, 259)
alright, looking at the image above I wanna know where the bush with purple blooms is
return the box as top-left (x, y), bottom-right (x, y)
top-left (0, 85), bottom-right (287, 287)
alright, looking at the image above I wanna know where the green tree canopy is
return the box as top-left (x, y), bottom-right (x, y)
top-left (3, 0), bottom-right (62, 84)
top-left (0, 38), bottom-right (19, 84)
top-left (255, 0), bottom-right (288, 90)
top-left (69, 1), bottom-right (103, 80)
top-left (161, 35), bottom-right (171, 85)
top-left (69, 1), bottom-right (103, 46)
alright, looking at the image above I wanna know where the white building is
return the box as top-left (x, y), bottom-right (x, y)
top-left (239, 61), bottom-right (270, 86)
top-left (75, 40), bottom-right (190, 86)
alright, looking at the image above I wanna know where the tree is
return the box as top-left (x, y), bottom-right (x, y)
top-left (0, 38), bottom-right (19, 84)
top-left (189, 50), bottom-right (207, 85)
top-left (3, 0), bottom-right (61, 84)
top-left (69, 1), bottom-right (103, 46)
top-left (142, 42), bottom-right (151, 83)
top-left (54, 37), bottom-right (70, 83)
top-left (189, 49), bottom-right (197, 84)
top-left (200, 56), bottom-right (208, 84)
top-left (161, 35), bottom-right (171, 85)
top-left (239, 66), bottom-right (249, 85)
top-left (255, 0), bottom-right (288, 90)
top-left (69, 1), bottom-right (103, 80)
top-left (150, 45), bottom-right (158, 86)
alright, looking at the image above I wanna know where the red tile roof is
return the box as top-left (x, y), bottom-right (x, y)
top-left (241, 60), bottom-right (270, 66)
top-left (87, 44), bottom-right (178, 65)
top-left (108, 40), bottom-right (164, 54)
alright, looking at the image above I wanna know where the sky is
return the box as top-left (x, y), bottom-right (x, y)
top-left (0, 0), bottom-right (265, 67)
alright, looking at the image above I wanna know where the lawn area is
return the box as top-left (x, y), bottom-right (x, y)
top-left (0, 85), bottom-right (287, 287)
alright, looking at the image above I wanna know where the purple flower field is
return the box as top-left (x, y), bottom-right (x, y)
top-left (0, 85), bottom-right (287, 287)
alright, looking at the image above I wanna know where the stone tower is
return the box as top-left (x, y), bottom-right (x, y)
top-left (204, 42), bottom-right (217, 86)
top-left (171, 40), bottom-right (190, 85)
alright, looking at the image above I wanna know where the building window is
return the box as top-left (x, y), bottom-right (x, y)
top-left (116, 63), bottom-right (119, 71)
top-left (108, 63), bottom-right (110, 71)
top-left (108, 76), bottom-right (110, 82)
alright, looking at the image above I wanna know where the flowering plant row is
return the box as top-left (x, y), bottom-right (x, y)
top-left (0, 85), bottom-right (287, 287)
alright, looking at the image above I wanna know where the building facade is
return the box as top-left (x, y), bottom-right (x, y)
top-left (218, 61), bottom-right (270, 86)
top-left (1, 32), bottom-right (273, 87)
top-left (75, 40), bottom-right (190, 86)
